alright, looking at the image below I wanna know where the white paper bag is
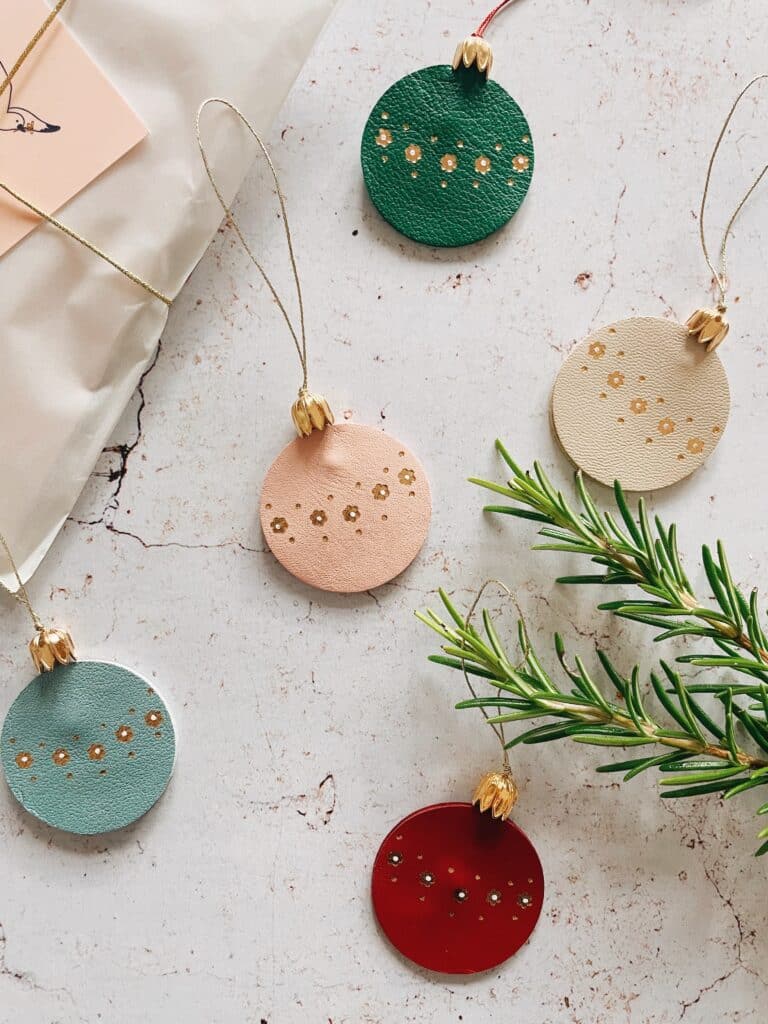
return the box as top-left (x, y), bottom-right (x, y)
top-left (0, 0), bottom-right (335, 584)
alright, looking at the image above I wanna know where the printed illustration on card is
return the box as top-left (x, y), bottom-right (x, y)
top-left (0, 0), bottom-right (147, 256)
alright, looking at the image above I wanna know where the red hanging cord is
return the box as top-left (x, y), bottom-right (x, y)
top-left (474, 0), bottom-right (518, 37)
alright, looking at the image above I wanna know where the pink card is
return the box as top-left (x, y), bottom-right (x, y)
top-left (0, 0), bottom-right (147, 257)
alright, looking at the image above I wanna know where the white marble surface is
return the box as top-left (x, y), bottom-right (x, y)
top-left (2, 0), bottom-right (768, 1020)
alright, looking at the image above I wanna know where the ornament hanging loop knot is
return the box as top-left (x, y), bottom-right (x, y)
top-left (291, 387), bottom-right (335, 437)
top-left (452, 35), bottom-right (494, 78)
top-left (28, 625), bottom-right (76, 673)
top-left (473, 763), bottom-right (519, 821)
top-left (686, 306), bottom-right (730, 352)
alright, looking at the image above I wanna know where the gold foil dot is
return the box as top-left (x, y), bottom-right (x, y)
top-left (116, 726), bottom-right (133, 743)
top-left (522, 135), bottom-right (530, 143)
top-left (430, 135), bottom-right (438, 143)
top-left (403, 123), bottom-right (410, 131)
top-left (608, 327), bottom-right (617, 334)
top-left (441, 180), bottom-right (448, 188)
top-left (128, 751), bottom-right (136, 758)
top-left (381, 156), bottom-right (388, 163)
top-left (381, 515), bottom-right (388, 522)
top-left (507, 178), bottom-right (515, 186)
top-left (66, 772), bottom-right (73, 779)
top-left (387, 851), bottom-right (403, 865)
top-left (495, 142), bottom-right (503, 151)
top-left (322, 535), bottom-right (329, 542)
top-left (99, 769), bottom-right (107, 776)
top-left (88, 743), bottom-right (106, 762)
top-left (448, 866), bottom-right (455, 875)
top-left (409, 490), bottom-right (415, 497)
top-left (487, 890), bottom-right (502, 906)
top-left (52, 748), bottom-right (70, 766)
top-left (288, 536), bottom-right (296, 543)
top-left (411, 171), bottom-right (418, 179)
top-left (145, 711), bottom-right (163, 727)
top-left (713, 426), bottom-right (721, 434)
top-left (472, 180), bottom-right (481, 189)
top-left (457, 140), bottom-right (464, 148)
top-left (420, 871), bottom-right (435, 887)
top-left (453, 887), bottom-right (469, 903)
top-left (355, 529), bottom-right (362, 536)
top-left (518, 892), bottom-right (533, 908)
top-left (475, 155), bottom-right (492, 175)
top-left (15, 752), bottom-right (33, 769)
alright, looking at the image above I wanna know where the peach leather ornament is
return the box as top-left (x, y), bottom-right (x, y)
top-left (196, 100), bottom-right (431, 593)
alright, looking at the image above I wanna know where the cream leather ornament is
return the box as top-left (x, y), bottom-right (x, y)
top-left (551, 317), bottom-right (730, 491)
top-left (551, 76), bottom-right (768, 492)
top-left (197, 100), bottom-right (431, 592)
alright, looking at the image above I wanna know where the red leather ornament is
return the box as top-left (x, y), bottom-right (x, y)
top-left (372, 802), bottom-right (543, 974)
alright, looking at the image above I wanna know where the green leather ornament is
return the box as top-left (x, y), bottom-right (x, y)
top-left (1, 661), bottom-right (175, 835)
top-left (361, 64), bottom-right (533, 247)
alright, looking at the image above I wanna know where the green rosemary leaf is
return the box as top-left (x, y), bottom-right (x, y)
top-left (660, 766), bottom-right (745, 786)
top-left (660, 778), bottom-right (743, 798)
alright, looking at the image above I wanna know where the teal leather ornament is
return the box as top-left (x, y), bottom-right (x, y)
top-left (1, 661), bottom-right (175, 835)
top-left (361, 63), bottom-right (533, 247)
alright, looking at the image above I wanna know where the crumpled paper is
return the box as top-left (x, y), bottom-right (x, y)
top-left (0, 0), bottom-right (335, 585)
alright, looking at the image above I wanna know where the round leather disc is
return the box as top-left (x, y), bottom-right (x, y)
top-left (361, 65), bottom-right (533, 247)
top-left (372, 802), bottom-right (544, 975)
top-left (1, 661), bottom-right (175, 835)
top-left (260, 423), bottom-right (431, 593)
top-left (551, 316), bottom-right (731, 491)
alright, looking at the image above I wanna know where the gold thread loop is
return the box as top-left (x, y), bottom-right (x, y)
top-left (195, 98), bottom-right (333, 434)
top-left (698, 74), bottom-right (768, 310)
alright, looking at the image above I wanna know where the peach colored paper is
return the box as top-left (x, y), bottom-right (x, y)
top-left (260, 424), bottom-right (432, 593)
top-left (0, 0), bottom-right (146, 256)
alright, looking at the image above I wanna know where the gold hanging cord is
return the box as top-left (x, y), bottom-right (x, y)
top-left (688, 74), bottom-right (768, 352)
top-left (462, 579), bottom-right (524, 821)
top-left (0, 531), bottom-right (76, 672)
top-left (195, 97), bottom-right (333, 437)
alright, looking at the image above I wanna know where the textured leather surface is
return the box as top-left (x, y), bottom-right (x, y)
top-left (371, 802), bottom-right (544, 975)
top-left (1, 661), bottom-right (175, 835)
top-left (361, 65), bottom-right (533, 247)
top-left (260, 423), bottom-right (431, 592)
top-left (551, 317), bottom-right (731, 491)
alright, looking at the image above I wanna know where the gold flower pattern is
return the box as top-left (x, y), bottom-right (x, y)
top-left (343, 505), bottom-right (361, 523)
top-left (116, 725), bottom-right (134, 743)
top-left (372, 483), bottom-right (390, 500)
top-left (687, 437), bottom-right (704, 454)
top-left (404, 144), bottom-right (422, 164)
top-left (475, 155), bottom-right (492, 175)
top-left (145, 711), bottom-right (163, 728)
top-left (630, 398), bottom-right (648, 414)
top-left (52, 748), bottom-right (70, 766)
top-left (398, 468), bottom-right (416, 486)
top-left (588, 342), bottom-right (606, 359)
top-left (440, 153), bottom-right (458, 173)
top-left (310, 510), bottom-right (327, 526)
top-left (15, 752), bottom-right (33, 769)
top-left (512, 154), bottom-right (530, 173)
top-left (658, 418), bottom-right (676, 436)
top-left (88, 743), bottom-right (106, 762)
top-left (270, 517), bottom-right (288, 534)
top-left (607, 371), bottom-right (625, 389)
top-left (375, 128), bottom-right (392, 148)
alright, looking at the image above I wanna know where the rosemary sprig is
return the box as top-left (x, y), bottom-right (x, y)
top-left (418, 593), bottom-right (768, 855)
top-left (470, 441), bottom-right (768, 684)
top-left (417, 445), bottom-right (768, 855)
